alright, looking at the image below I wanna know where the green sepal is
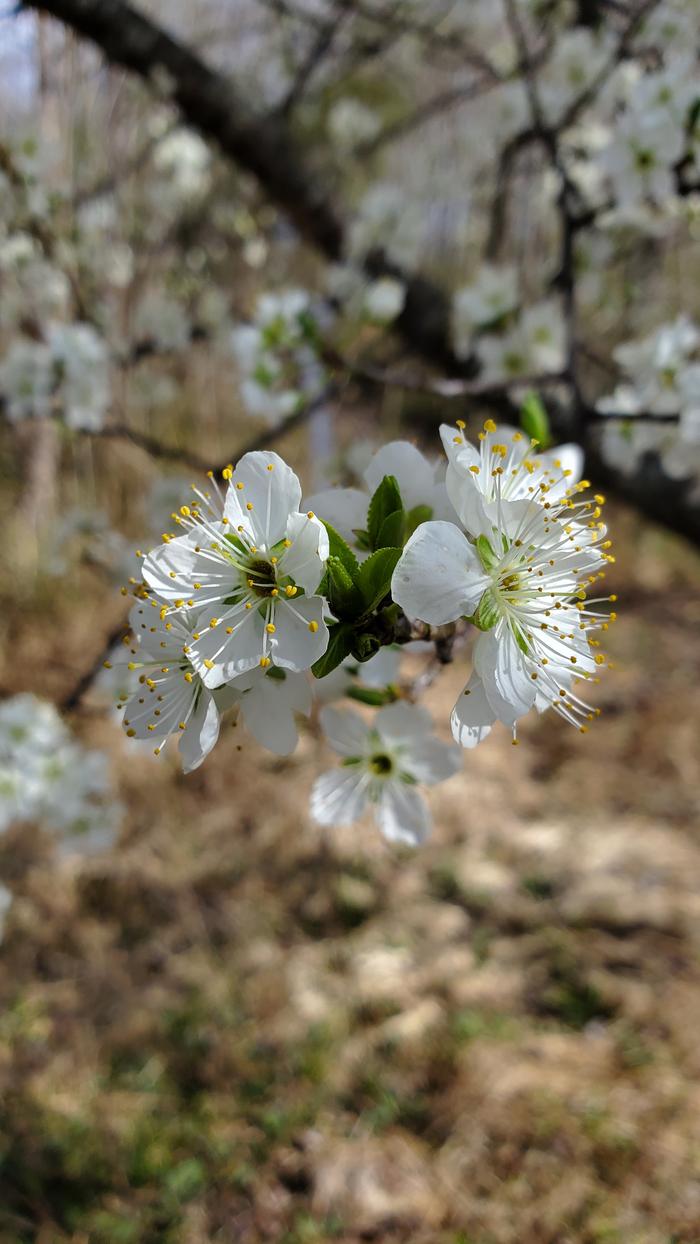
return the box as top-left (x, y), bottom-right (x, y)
top-left (351, 632), bottom-right (382, 662)
top-left (513, 624), bottom-right (530, 655)
top-left (520, 391), bottom-right (552, 449)
top-left (474, 588), bottom-right (500, 632)
top-left (475, 534), bottom-right (499, 571)
top-left (321, 520), bottom-right (360, 579)
top-left (356, 547), bottom-right (403, 616)
top-left (265, 666), bottom-right (287, 681)
top-left (311, 622), bottom-right (355, 678)
top-left (367, 475), bottom-right (404, 552)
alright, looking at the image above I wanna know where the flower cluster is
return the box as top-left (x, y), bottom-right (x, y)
top-left (119, 417), bottom-right (614, 843)
top-left (0, 694), bottom-right (119, 850)
top-left (596, 316), bottom-right (700, 489)
top-left (0, 322), bottom-right (110, 430)
top-left (230, 289), bottom-right (325, 425)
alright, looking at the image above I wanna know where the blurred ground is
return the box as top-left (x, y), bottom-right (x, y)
top-left (1, 433), bottom-right (700, 1244)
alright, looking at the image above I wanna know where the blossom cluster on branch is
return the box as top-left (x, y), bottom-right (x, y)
top-left (117, 416), bottom-right (615, 843)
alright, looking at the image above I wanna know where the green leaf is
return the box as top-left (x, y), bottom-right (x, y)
top-left (405, 503), bottom-right (432, 540)
top-left (324, 554), bottom-right (364, 620)
top-left (367, 475), bottom-right (404, 551)
top-left (311, 623), bottom-right (355, 678)
top-left (475, 534), bottom-right (499, 571)
top-left (346, 685), bottom-right (398, 706)
top-left (520, 391), bottom-right (552, 449)
top-left (356, 547), bottom-right (402, 616)
top-left (474, 588), bottom-right (500, 631)
top-left (321, 519), bottom-right (360, 579)
top-left (377, 508), bottom-right (405, 549)
top-left (352, 527), bottom-right (372, 551)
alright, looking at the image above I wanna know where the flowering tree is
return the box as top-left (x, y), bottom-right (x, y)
top-left (0, 0), bottom-right (697, 844)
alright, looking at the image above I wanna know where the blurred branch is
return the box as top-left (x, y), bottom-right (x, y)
top-left (60, 616), bottom-right (130, 712)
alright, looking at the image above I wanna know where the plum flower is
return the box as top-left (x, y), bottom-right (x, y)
top-left (311, 704), bottom-right (461, 845)
top-left (392, 464), bottom-right (614, 746)
top-left (141, 451), bottom-right (330, 684)
top-left (441, 417), bottom-right (584, 534)
top-left (121, 604), bottom-right (224, 771)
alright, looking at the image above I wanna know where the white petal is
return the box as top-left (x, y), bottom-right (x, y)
top-left (541, 442), bottom-right (584, 497)
top-left (475, 629), bottom-right (536, 725)
top-left (190, 606), bottom-right (264, 684)
top-left (391, 520), bottom-right (488, 625)
top-left (142, 529), bottom-right (233, 603)
top-left (374, 702), bottom-right (434, 745)
top-left (271, 595), bottom-right (329, 672)
top-left (304, 486), bottom-right (368, 547)
top-left (310, 767), bottom-right (369, 826)
top-left (439, 423), bottom-right (480, 469)
top-left (375, 781), bottom-right (431, 846)
top-left (236, 668), bottom-right (311, 755)
top-left (364, 440), bottom-right (434, 511)
top-left (445, 463), bottom-right (493, 537)
top-left (224, 451), bottom-right (302, 547)
top-left (178, 691), bottom-right (220, 772)
top-left (450, 672), bottom-right (496, 748)
top-left (319, 705), bottom-right (369, 757)
top-left (281, 511), bottom-right (329, 594)
top-left (401, 737), bottom-right (462, 784)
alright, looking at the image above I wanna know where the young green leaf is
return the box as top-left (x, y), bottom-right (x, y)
top-left (520, 391), bottom-right (552, 449)
top-left (356, 547), bottom-right (403, 615)
top-left (311, 622), bottom-right (355, 678)
top-left (377, 508), bottom-right (405, 549)
top-left (367, 474), bottom-right (404, 551)
top-left (405, 503), bottom-right (432, 540)
top-left (346, 685), bottom-right (398, 706)
top-left (324, 554), bottom-right (363, 620)
top-left (320, 519), bottom-right (360, 578)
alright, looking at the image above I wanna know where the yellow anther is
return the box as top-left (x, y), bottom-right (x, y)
top-left (307, 510), bottom-right (315, 518)
top-left (203, 659), bottom-right (215, 669)
top-left (456, 419), bottom-right (466, 429)
top-left (283, 539), bottom-right (292, 548)
top-left (222, 467), bottom-right (233, 480)
top-left (126, 728), bottom-right (136, 738)
top-left (235, 480), bottom-right (244, 489)
top-left (184, 672), bottom-right (193, 683)
top-left (271, 588), bottom-right (279, 597)
top-left (162, 533), bottom-right (171, 543)
top-left (180, 505), bottom-right (191, 517)
top-left (266, 463), bottom-right (274, 471)
top-left (308, 620), bottom-right (319, 633)
top-left (469, 465), bottom-right (480, 474)
top-left (209, 618), bottom-right (219, 628)
top-left (266, 623), bottom-right (276, 633)
top-left (103, 661), bottom-right (113, 669)
top-left (285, 585), bottom-right (297, 596)
top-left (245, 602), bottom-right (253, 610)
top-left (484, 418), bottom-right (497, 433)
top-left (453, 436), bottom-right (463, 444)
top-left (260, 656), bottom-right (271, 668)
top-left (246, 502), bottom-right (253, 511)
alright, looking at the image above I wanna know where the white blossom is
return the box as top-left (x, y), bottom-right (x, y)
top-left (141, 451), bottom-right (330, 684)
top-left (311, 704), bottom-right (461, 845)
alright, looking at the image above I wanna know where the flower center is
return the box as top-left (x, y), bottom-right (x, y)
top-left (245, 557), bottom-right (278, 597)
top-left (369, 752), bottom-right (393, 776)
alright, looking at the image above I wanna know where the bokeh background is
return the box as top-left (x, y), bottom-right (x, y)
top-left (2, 3), bottom-right (700, 1242)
